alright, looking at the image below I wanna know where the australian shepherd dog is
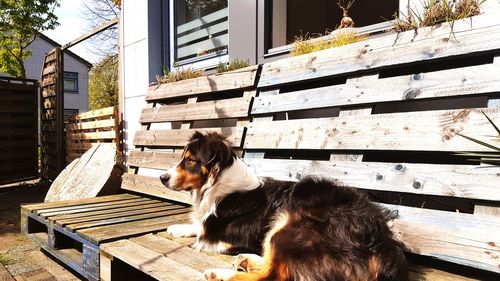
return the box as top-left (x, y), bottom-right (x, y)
top-left (160, 131), bottom-right (407, 281)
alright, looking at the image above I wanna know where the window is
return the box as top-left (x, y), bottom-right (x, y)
top-left (173, 0), bottom-right (228, 63)
top-left (64, 72), bottom-right (78, 93)
top-left (266, 0), bottom-right (399, 51)
top-left (64, 109), bottom-right (79, 121)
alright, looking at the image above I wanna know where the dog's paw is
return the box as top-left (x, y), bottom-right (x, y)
top-left (166, 224), bottom-right (197, 238)
top-left (232, 253), bottom-right (264, 272)
top-left (203, 268), bottom-right (235, 281)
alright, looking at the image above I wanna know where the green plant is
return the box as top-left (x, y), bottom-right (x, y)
top-left (216, 59), bottom-right (251, 73)
top-left (290, 30), bottom-right (368, 56)
top-left (394, 0), bottom-right (484, 32)
top-left (456, 112), bottom-right (500, 166)
top-left (0, 253), bottom-right (13, 265)
top-left (156, 65), bottom-right (204, 84)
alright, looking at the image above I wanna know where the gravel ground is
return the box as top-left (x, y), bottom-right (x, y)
top-left (0, 180), bottom-right (80, 280)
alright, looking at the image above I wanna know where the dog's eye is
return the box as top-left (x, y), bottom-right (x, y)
top-left (186, 158), bottom-right (198, 164)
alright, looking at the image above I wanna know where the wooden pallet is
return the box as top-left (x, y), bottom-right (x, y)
top-left (66, 107), bottom-right (121, 164)
top-left (100, 233), bottom-right (231, 281)
top-left (21, 194), bottom-right (190, 281)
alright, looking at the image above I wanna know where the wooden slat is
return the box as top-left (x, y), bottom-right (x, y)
top-left (244, 159), bottom-right (500, 201)
top-left (0, 264), bottom-right (15, 281)
top-left (77, 213), bottom-right (190, 244)
top-left (253, 64), bottom-right (500, 114)
top-left (67, 107), bottom-right (115, 121)
top-left (133, 127), bottom-right (245, 148)
top-left (128, 150), bottom-right (182, 169)
top-left (51, 201), bottom-right (169, 222)
top-left (130, 234), bottom-right (231, 272)
top-left (146, 65), bottom-right (259, 101)
top-left (38, 198), bottom-right (154, 217)
top-left (258, 21), bottom-right (500, 88)
top-left (54, 203), bottom-right (177, 226)
top-left (21, 194), bottom-right (137, 212)
top-left (100, 240), bottom-right (204, 280)
top-left (67, 131), bottom-right (117, 141)
top-left (66, 207), bottom-right (190, 231)
top-left (66, 119), bottom-right (116, 131)
top-left (42, 65), bottom-right (56, 76)
top-left (121, 173), bottom-right (192, 205)
top-left (140, 96), bottom-right (252, 123)
top-left (245, 108), bottom-right (500, 151)
top-left (387, 204), bottom-right (500, 272)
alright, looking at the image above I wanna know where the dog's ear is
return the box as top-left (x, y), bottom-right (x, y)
top-left (190, 131), bottom-right (205, 142)
top-left (207, 139), bottom-right (235, 185)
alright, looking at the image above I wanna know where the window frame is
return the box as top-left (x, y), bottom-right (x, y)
top-left (63, 71), bottom-right (79, 93)
top-left (168, 0), bottom-right (229, 70)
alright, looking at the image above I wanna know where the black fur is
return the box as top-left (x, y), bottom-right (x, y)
top-left (201, 176), bottom-right (408, 280)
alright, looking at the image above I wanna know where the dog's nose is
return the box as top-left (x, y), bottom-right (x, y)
top-left (160, 174), bottom-right (170, 185)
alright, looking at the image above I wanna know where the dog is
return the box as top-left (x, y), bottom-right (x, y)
top-left (160, 131), bottom-right (407, 281)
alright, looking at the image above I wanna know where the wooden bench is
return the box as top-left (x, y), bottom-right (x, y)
top-left (99, 15), bottom-right (500, 281)
top-left (20, 66), bottom-right (260, 281)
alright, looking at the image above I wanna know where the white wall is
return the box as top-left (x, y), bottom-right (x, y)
top-left (24, 37), bottom-right (90, 113)
top-left (121, 0), bottom-right (163, 155)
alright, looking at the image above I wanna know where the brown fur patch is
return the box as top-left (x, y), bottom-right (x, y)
top-left (368, 255), bottom-right (379, 281)
top-left (175, 166), bottom-right (203, 191)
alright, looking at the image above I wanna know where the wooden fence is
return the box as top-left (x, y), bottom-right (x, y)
top-left (123, 15), bottom-right (500, 279)
top-left (0, 76), bottom-right (38, 184)
top-left (66, 106), bottom-right (120, 164)
top-left (40, 48), bottom-right (65, 181)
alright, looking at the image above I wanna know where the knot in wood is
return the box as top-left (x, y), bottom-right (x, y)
top-left (403, 88), bottom-right (420, 100)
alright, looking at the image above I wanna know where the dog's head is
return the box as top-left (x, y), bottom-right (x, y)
top-left (160, 131), bottom-right (235, 192)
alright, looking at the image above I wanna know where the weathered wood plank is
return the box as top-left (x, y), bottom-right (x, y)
top-left (146, 65), bottom-right (259, 101)
top-left (127, 150), bottom-right (182, 170)
top-left (244, 158), bottom-right (500, 201)
top-left (140, 96), bottom-right (252, 123)
top-left (67, 131), bottom-right (117, 141)
top-left (51, 201), bottom-right (169, 223)
top-left (78, 213), bottom-right (190, 244)
top-left (258, 21), bottom-right (500, 88)
top-left (55, 204), bottom-right (179, 226)
top-left (66, 207), bottom-right (190, 231)
top-left (67, 107), bottom-right (115, 121)
top-left (121, 173), bottom-right (192, 205)
top-left (387, 204), bottom-right (500, 272)
top-left (253, 64), bottom-right (500, 114)
top-left (130, 234), bottom-right (231, 272)
top-left (66, 119), bottom-right (117, 131)
top-left (133, 127), bottom-right (245, 148)
top-left (0, 264), bottom-right (15, 281)
top-left (100, 240), bottom-right (204, 280)
top-left (245, 108), bottom-right (500, 151)
top-left (21, 194), bottom-right (136, 212)
top-left (38, 198), bottom-right (153, 218)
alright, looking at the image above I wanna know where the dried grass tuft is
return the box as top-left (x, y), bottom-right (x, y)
top-left (291, 29), bottom-right (368, 56)
top-left (216, 58), bottom-right (251, 73)
top-left (394, 0), bottom-right (484, 32)
top-left (156, 66), bottom-right (204, 84)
